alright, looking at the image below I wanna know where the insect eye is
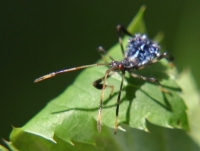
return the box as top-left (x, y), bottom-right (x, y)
top-left (118, 64), bottom-right (123, 69)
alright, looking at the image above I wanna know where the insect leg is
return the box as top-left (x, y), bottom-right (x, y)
top-left (93, 73), bottom-right (114, 98)
top-left (98, 46), bottom-right (114, 61)
top-left (130, 72), bottom-right (160, 84)
top-left (93, 68), bottom-right (114, 132)
top-left (130, 72), bottom-right (169, 93)
top-left (116, 25), bottom-right (132, 56)
top-left (152, 52), bottom-right (174, 63)
top-left (34, 63), bottom-right (109, 83)
top-left (114, 70), bottom-right (125, 134)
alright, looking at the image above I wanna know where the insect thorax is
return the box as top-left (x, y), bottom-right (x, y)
top-left (124, 34), bottom-right (161, 67)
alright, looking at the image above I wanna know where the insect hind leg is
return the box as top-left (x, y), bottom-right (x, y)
top-left (130, 72), bottom-right (170, 94)
top-left (153, 52), bottom-right (174, 63)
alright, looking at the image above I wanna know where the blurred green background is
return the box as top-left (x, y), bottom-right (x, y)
top-left (1, 0), bottom-right (200, 146)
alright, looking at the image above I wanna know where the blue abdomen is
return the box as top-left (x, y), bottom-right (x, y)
top-left (125, 34), bottom-right (160, 66)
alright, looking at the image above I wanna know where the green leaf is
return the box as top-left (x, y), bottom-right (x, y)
top-left (8, 6), bottom-right (189, 150)
top-left (0, 144), bottom-right (9, 151)
top-left (176, 69), bottom-right (200, 146)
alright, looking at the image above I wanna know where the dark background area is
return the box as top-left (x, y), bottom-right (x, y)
top-left (1, 0), bottom-right (200, 145)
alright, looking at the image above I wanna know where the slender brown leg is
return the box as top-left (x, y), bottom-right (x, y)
top-left (130, 73), bottom-right (169, 93)
top-left (130, 73), bottom-right (160, 84)
top-left (94, 69), bottom-right (125, 134)
top-left (114, 70), bottom-right (125, 134)
top-left (98, 46), bottom-right (114, 61)
top-left (94, 68), bottom-right (114, 132)
top-left (93, 73), bottom-right (114, 98)
top-left (153, 52), bottom-right (174, 63)
top-left (34, 63), bottom-right (109, 83)
top-left (116, 25), bottom-right (132, 56)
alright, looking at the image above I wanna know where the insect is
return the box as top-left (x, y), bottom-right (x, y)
top-left (34, 25), bottom-right (174, 134)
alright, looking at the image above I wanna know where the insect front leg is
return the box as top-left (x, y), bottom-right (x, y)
top-left (114, 70), bottom-right (125, 134)
top-left (93, 70), bottom-right (125, 134)
top-left (93, 74), bottom-right (114, 98)
top-left (93, 70), bottom-right (114, 132)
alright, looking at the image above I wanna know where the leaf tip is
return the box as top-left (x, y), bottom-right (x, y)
top-left (11, 125), bottom-right (17, 130)
top-left (118, 126), bottom-right (126, 132)
top-left (140, 5), bottom-right (146, 11)
top-left (69, 140), bottom-right (74, 146)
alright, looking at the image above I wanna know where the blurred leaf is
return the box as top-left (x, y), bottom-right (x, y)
top-left (176, 69), bottom-right (200, 146)
top-left (1, 140), bottom-right (19, 151)
top-left (7, 6), bottom-right (190, 151)
top-left (0, 144), bottom-right (9, 151)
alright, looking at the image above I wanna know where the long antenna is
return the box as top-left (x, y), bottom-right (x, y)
top-left (34, 63), bottom-right (109, 83)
